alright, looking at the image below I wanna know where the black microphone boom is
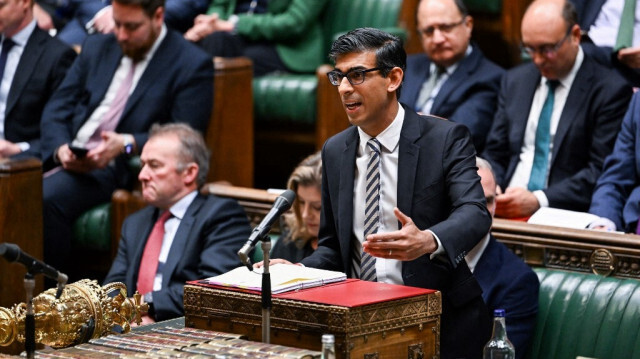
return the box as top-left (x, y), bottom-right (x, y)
top-left (237, 189), bottom-right (296, 270)
top-left (0, 243), bottom-right (68, 285)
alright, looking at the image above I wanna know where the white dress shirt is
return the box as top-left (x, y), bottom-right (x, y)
top-left (508, 47), bottom-right (584, 207)
top-left (589, 0), bottom-right (640, 48)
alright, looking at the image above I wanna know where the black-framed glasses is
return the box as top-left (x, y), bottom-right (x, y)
top-left (326, 67), bottom-right (385, 86)
top-left (418, 18), bottom-right (466, 38)
top-left (521, 26), bottom-right (573, 59)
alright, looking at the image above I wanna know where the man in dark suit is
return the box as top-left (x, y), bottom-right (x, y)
top-left (0, 0), bottom-right (76, 159)
top-left (104, 123), bottom-right (250, 323)
top-left (41, 0), bottom-right (214, 274)
top-left (469, 157), bottom-right (539, 359)
top-left (589, 92), bottom-right (640, 233)
top-left (299, 28), bottom-right (492, 359)
top-left (572, 0), bottom-right (640, 87)
top-left (399, 0), bottom-right (503, 152)
top-left (482, 0), bottom-right (631, 219)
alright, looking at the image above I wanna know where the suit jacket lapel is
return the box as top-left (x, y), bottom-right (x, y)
top-left (432, 47), bottom-right (481, 112)
top-left (398, 107), bottom-right (420, 216)
top-left (161, 194), bottom-right (204, 287)
top-left (513, 67), bottom-right (541, 153)
top-left (131, 207), bottom-right (157, 290)
top-left (6, 28), bottom-right (46, 115)
top-left (338, 128), bottom-right (358, 269)
top-left (85, 40), bottom-right (122, 121)
top-left (551, 59), bottom-right (591, 168)
top-left (407, 57), bottom-right (431, 109)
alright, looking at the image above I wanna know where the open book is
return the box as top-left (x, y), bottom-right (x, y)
top-left (202, 264), bottom-right (347, 294)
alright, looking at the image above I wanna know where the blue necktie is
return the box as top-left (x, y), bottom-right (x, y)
top-left (528, 80), bottom-right (559, 191)
top-left (0, 38), bottom-right (15, 83)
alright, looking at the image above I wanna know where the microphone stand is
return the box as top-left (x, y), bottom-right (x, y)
top-left (23, 273), bottom-right (35, 359)
top-left (260, 234), bottom-right (272, 344)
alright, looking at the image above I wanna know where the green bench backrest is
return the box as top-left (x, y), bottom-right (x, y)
top-left (463, 0), bottom-right (501, 14)
top-left (531, 268), bottom-right (640, 359)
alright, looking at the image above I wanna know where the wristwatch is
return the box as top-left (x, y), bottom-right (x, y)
top-left (122, 134), bottom-right (135, 155)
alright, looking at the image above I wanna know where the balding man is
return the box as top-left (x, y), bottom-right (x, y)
top-left (482, 0), bottom-right (631, 219)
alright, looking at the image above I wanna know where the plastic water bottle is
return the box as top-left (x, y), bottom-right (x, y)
top-left (483, 309), bottom-right (515, 359)
top-left (321, 334), bottom-right (336, 359)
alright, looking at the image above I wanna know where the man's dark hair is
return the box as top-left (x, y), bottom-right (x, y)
top-left (561, 0), bottom-right (578, 29)
top-left (452, 0), bottom-right (469, 17)
top-left (112, 0), bottom-right (165, 18)
top-left (329, 27), bottom-right (406, 96)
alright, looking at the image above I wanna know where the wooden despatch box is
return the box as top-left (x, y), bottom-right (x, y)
top-left (184, 279), bottom-right (442, 359)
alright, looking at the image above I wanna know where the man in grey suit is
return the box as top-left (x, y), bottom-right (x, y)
top-left (0, 0), bottom-right (76, 159)
top-left (105, 123), bottom-right (250, 323)
top-left (482, 0), bottom-right (631, 219)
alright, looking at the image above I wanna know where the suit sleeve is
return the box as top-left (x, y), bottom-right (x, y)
top-left (152, 198), bottom-right (251, 320)
top-left (163, 0), bottom-right (210, 32)
top-left (543, 79), bottom-right (631, 211)
top-left (481, 73), bottom-right (511, 187)
top-left (234, 0), bottom-right (327, 42)
top-left (589, 93), bottom-right (640, 230)
top-left (429, 124), bottom-right (492, 266)
top-left (103, 216), bottom-right (136, 288)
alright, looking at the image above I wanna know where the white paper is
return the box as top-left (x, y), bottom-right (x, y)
top-left (527, 207), bottom-right (600, 229)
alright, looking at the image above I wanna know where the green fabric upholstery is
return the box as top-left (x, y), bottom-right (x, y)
top-left (72, 202), bottom-right (111, 252)
top-left (530, 268), bottom-right (640, 359)
top-left (463, 0), bottom-right (501, 14)
top-left (253, 0), bottom-right (405, 127)
top-left (251, 234), bottom-right (280, 263)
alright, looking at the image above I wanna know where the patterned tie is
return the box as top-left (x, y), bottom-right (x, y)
top-left (0, 38), bottom-right (15, 83)
top-left (360, 138), bottom-right (381, 282)
top-left (415, 65), bottom-right (445, 113)
top-left (528, 80), bottom-right (559, 191)
top-left (86, 61), bottom-right (137, 149)
top-left (137, 210), bottom-right (172, 295)
top-left (615, 0), bottom-right (637, 51)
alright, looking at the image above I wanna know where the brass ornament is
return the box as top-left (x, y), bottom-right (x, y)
top-left (0, 280), bottom-right (148, 348)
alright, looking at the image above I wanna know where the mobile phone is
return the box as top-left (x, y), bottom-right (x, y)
top-left (69, 145), bottom-right (88, 158)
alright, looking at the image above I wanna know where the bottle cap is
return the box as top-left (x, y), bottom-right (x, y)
top-left (494, 309), bottom-right (506, 317)
top-left (322, 334), bottom-right (335, 344)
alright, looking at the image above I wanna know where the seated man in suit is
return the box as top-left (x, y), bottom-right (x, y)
top-left (468, 157), bottom-right (539, 359)
top-left (589, 92), bottom-right (640, 232)
top-left (482, 0), bottom-right (631, 219)
top-left (399, 0), bottom-right (504, 152)
top-left (41, 0), bottom-right (214, 276)
top-left (0, 0), bottom-right (76, 159)
top-left (34, 0), bottom-right (209, 46)
top-left (294, 27), bottom-right (492, 359)
top-left (183, 0), bottom-right (329, 76)
top-left (572, 0), bottom-right (640, 87)
top-left (105, 123), bottom-right (251, 323)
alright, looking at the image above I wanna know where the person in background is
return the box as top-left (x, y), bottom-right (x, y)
top-left (104, 123), bottom-right (251, 323)
top-left (0, 0), bottom-right (76, 159)
top-left (589, 92), bottom-right (640, 233)
top-left (183, 0), bottom-right (329, 76)
top-left (400, 0), bottom-right (503, 152)
top-left (271, 152), bottom-right (321, 263)
top-left (470, 157), bottom-right (539, 359)
top-left (482, 0), bottom-right (631, 219)
top-left (40, 0), bottom-right (213, 277)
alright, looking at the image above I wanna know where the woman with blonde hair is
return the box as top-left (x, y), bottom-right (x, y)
top-left (271, 152), bottom-right (322, 262)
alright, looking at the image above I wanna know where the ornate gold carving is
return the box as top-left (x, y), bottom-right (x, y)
top-left (408, 343), bottom-right (424, 359)
top-left (590, 248), bottom-right (617, 276)
top-left (0, 280), bottom-right (147, 348)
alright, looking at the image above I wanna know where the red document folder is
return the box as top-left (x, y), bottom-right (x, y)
top-left (188, 278), bottom-right (436, 308)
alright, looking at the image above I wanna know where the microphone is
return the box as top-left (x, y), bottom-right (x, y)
top-left (238, 189), bottom-right (296, 270)
top-left (0, 243), bottom-right (68, 298)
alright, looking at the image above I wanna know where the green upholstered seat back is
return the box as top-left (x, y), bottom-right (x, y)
top-left (72, 202), bottom-right (111, 252)
top-left (254, 0), bottom-right (404, 125)
top-left (463, 0), bottom-right (501, 14)
top-left (530, 268), bottom-right (640, 359)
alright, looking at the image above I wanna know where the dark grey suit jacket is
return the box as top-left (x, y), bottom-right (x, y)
top-left (5, 26), bottom-right (76, 159)
top-left (482, 54), bottom-right (632, 211)
top-left (302, 106), bottom-right (492, 359)
top-left (104, 194), bottom-right (251, 321)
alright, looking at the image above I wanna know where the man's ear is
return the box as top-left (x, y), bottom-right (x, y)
top-left (182, 163), bottom-right (199, 186)
top-left (387, 67), bottom-right (404, 93)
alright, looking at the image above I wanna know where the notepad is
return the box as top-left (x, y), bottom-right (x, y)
top-left (202, 264), bottom-right (347, 294)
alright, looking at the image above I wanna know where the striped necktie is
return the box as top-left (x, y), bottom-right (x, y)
top-left (360, 138), bottom-right (381, 282)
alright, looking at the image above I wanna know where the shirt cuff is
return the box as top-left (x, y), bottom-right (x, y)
top-left (533, 190), bottom-right (548, 208)
top-left (86, 5), bottom-right (111, 33)
top-left (427, 229), bottom-right (445, 260)
top-left (588, 217), bottom-right (617, 231)
top-left (16, 142), bottom-right (29, 152)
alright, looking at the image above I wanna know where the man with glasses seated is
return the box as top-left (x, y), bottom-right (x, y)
top-left (399, 0), bottom-right (504, 153)
top-left (481, 0), bottom-right (631, 220)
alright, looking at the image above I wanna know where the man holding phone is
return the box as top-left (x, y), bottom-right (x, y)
top-left (40, 0), bottom-right (213, 275)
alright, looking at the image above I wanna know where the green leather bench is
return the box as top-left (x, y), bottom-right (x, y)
top-left (530, 268), bottom-right (640, 359)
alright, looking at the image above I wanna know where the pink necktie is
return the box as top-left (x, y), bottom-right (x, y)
top-left (137, 210), bottom-right (171, 295)
top-left (86, 62), bottom-right (136, 149)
